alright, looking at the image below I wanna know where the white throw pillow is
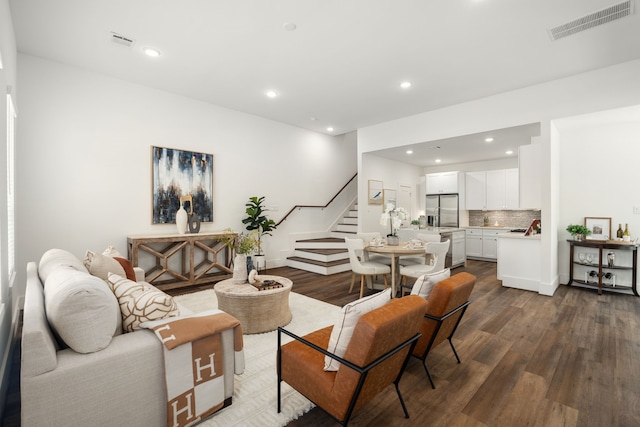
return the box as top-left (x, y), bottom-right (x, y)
top-left (44, 266), bottom-right (121, 353)
top-left (410, 268), bottom-right (451, 299)
top-left (324, 288), bottom-right (391, 371)
top-left (107, 273), bottom-right (180, 332)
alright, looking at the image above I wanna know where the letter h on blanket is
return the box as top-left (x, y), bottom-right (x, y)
top-left (142, 309), bottom-right (244, 427)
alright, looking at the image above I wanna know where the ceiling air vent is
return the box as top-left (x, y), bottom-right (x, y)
top-left (110, 32), bottom-right (135, 47)
top-left (548, 0), bottom-right (634, 41)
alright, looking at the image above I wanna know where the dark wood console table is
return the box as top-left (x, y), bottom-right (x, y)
top-left (567, 239), bottom-right (638, 296)
top-left (127, 231), bottom-right (237, 290)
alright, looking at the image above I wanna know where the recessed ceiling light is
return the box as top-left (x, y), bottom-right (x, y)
top-left (435, 159), bottom-right (442, 163)
top-left (506, 150), bottom-right (514, 155)
top-left (326, 127), bottom-right (334, 132)
top-left (406, 150), bottom-right (413, 154)
top-left (265, 90), bottom-right (279, 98)
top-left (485, 137), bottom-right (494, 142)
top-left (283, 22), bottom-right (297, 31)
top-left (309, 117), bottom-right (317, 121)
top-left (400, 81), bottom-right (412, 89)
top-left (142, 47), bottom-right (161, 58)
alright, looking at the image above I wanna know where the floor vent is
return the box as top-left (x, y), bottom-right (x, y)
top-left (110, 32), bottom-right (135, 47)
top-left (548, 0), bottom-right (634, 41)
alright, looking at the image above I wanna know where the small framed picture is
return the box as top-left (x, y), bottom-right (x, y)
top-left (368, 180), bottom-right (383, 204)
top-left (584, 217), bottom-right (611, 240)
top-left (383, 189), bottom-right (397, 209)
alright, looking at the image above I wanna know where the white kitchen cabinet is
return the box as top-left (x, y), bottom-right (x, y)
top-left (426, 171), bottom-right (459, 194)
top-left (519, 143), bottom-right (541, 209)
top-left (466, 228), bottom-right (509, 261)
top-left (451, 231), bottom-right (466, 267)
top-left (465, 172), bottom-right (486, 210)
top-left (486, 169), bottom-right (519, 210)
top-left (465, 228), bottom-right (483, 257)
top-left (482, 229), bottom-right (501, 259)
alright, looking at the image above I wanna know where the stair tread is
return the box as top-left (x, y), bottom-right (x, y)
top-left (297, 237), bottom-right (346, 243)
top-left (296, 248), bottom-right (347, 255)
top-left (287, 256), bottom-right (350, 267)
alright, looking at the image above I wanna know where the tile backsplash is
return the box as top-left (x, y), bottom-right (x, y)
top-left (469, 210), bottom-right (541, 228)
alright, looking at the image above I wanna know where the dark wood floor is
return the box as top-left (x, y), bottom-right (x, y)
top-left (4, 261), bottom-right (640, 426)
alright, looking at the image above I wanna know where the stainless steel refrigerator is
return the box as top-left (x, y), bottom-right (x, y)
top-left (425, 193), bottom-right (459, 228)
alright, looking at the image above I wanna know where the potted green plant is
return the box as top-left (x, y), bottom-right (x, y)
top-left (411, 219), bottom-right (421, 230)
top-left (242, 196), bottom-right (277, 269)
top-left (221, 228), bottom-right (258, 283)
top-left (566, 224), bottom-right (591, 241)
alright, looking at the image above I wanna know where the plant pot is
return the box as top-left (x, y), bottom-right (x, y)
top-left (387, 235), bottom-right (400, 246)
top-left (574, 234), bottom-right (583, 241)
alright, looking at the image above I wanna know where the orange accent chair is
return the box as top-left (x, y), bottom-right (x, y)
top-left (277, 295), bottom-right (428, 426)
top-left (412, 272), bottom-right (476, 388)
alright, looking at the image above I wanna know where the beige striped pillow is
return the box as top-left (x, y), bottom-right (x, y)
top-left (106, 273), bottom-right (179, 332)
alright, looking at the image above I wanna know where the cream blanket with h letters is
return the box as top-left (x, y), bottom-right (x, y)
top-left (142, 309), bottom-right (244, 427)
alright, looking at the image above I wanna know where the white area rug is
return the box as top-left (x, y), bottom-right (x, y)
top-left (173, 289), bottom-right (341, 427)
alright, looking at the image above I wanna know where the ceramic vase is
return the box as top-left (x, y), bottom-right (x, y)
top-left (387, 235), bottom-right (400, 246)
top-left (176, 206), bottom-right (188, 234)
top-left (233, 254), bottom-right (248, 283)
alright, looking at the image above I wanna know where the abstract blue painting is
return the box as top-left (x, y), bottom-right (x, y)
top-left (151, 146), bottom-right (213, 224)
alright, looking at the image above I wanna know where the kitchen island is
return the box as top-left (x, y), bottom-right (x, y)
top-left (497, 232), bottom-right (542, 293)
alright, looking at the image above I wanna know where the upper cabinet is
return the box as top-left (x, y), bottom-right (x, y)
top-left (465, 171), bottom-right (486, 210)
top-left (519, 143), bottom-right (541, 209)
top-left (486, 169), bottom-right (519, 210)
top-left (426, 171), bottom-right (459, 194)
top-left (465, 169), bottom-right (519, 210)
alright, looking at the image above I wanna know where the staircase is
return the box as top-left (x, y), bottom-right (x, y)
top-left (285, 204), bottom-right (358, 275)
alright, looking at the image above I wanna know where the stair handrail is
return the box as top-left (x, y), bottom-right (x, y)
top-left (275, 173), bottom-right (357, 227)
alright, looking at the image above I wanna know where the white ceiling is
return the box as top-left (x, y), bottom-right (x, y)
top-left (9, 0), bottom-right (640, 163)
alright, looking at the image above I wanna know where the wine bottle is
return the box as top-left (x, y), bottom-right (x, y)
top-left (623, 224), bottom-right (630, 241)
top-left (617, 224), bottom-right (624, 239)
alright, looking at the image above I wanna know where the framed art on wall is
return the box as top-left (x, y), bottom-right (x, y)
top-left (584, 216), bottom-right (611, 240)
top-left (368, 180), bottom-right (383, 204)
top-left (383, 189), bottom-right (397, 209)
top-left (151, 146), bottom-right (214, 224)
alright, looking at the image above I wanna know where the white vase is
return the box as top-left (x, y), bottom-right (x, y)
top-left (176, 206), bottom-right (188, 234)
top-left (233, 254), bottom-right (248, 283)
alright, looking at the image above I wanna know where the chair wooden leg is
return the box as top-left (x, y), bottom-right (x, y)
top-left (383, 275), bottom-right (389, 289)
top-left (349, 273), bottom-right (356, 293)
top-left (360, 275), bottom-right (366, 299)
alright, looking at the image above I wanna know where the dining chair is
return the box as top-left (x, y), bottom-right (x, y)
top-left (345, 238), bottom-right (390, 298)
top-left (356, 232), bottom-right (392, 265)
top-left (400, 233), bottom-right (442, 266)
top-left (399, 240), bottom-right (450, 295)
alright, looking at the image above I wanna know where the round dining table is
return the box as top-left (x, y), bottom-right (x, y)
top-left (365, 243), bottom-right (425, 297)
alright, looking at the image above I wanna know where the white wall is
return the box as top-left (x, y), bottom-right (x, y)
top-left (0, 0), bottom-right (17, 416)
top-left (358, 59), bottom-right (640, 296)
top-left (359, 153), bottom-right (422, 236)
top-left (556, 106), bottom-right (640, 286)
top-left (15, 54), bottom-right (357, 294)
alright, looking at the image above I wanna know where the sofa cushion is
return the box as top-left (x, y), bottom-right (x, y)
top-left (324, 288), bottom-right (391, 371)
top-left (107, 273), bottom-right (180, 332)
top-left (411, 268), bottom-right (451, 300)
top-left (44, 266), bottom-right (121, 353)
top-left (84, 249), bottom-right (136, 282)
top-left (38, 248), bottom-right (88, 283)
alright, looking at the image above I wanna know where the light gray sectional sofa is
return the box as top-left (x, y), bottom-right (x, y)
top-left (21, 249), bottom-right (239, 427)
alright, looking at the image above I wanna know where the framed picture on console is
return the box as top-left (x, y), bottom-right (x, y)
top-left (584, 216), bottom-right (611, 240)
top-left (151, 146), bottom-right (214, 224)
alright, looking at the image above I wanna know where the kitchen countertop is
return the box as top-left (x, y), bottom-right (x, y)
top-left (498, 232), bottom-right (541, 240)
top-left (399, 227), bottom-right (463, 233)
top-left (464, 226), bottom-right (514, 230)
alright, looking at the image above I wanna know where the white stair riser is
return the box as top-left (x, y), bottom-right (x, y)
top-left (346, 210), bottom-right (358, 218)
top-left (295, 241), bottom-right (347, 249)
top-left (286, 259), bottom-right (352, 275)
top-left (336, 224), bottom-right (357, 232)
top-left (293, 250), bottom-right (348, 262)
top-left (342, 217), bottom-right (358, 225)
